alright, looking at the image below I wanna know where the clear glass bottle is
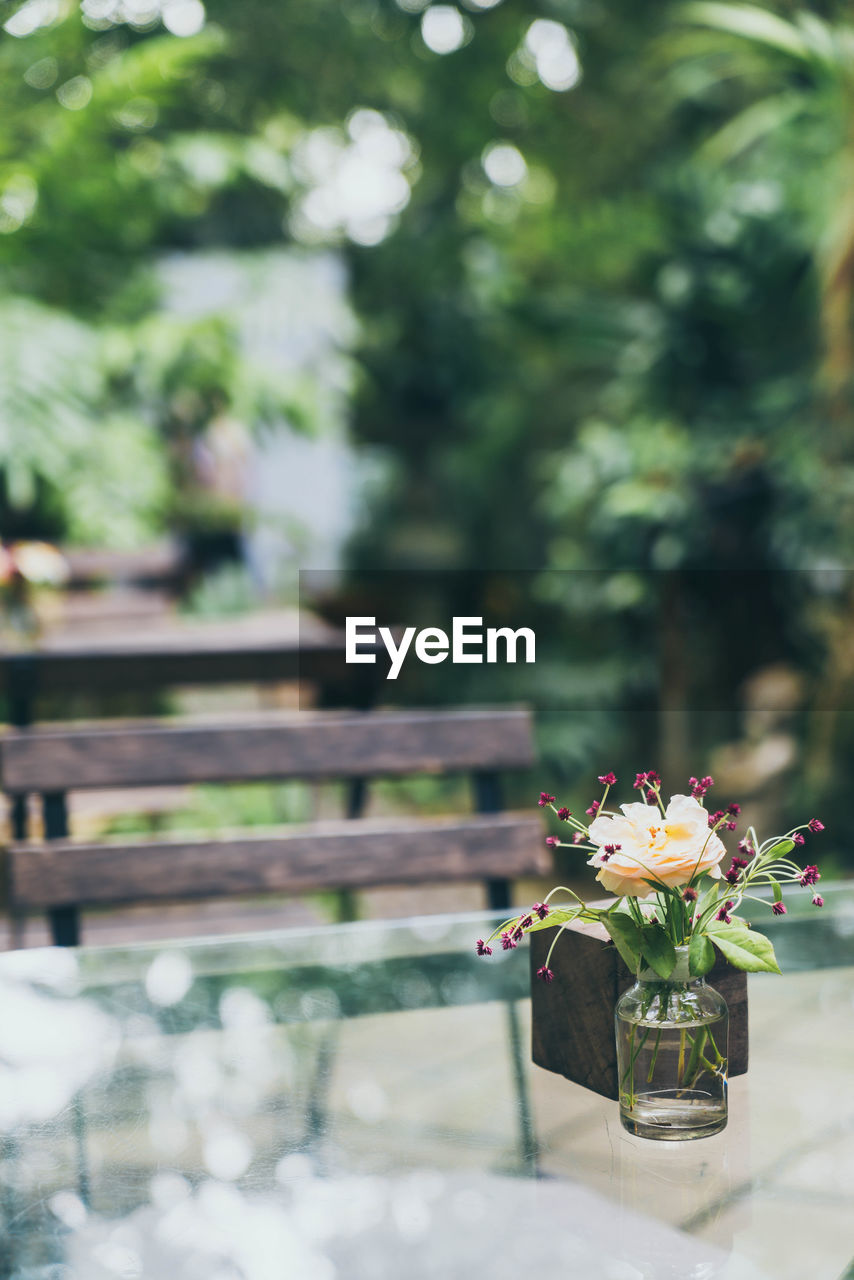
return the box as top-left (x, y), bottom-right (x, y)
top-left (615, 946), bottom-right (728, 1141)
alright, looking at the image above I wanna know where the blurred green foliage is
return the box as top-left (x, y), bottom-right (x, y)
top-left (2, 0), bottom-right (854, 832)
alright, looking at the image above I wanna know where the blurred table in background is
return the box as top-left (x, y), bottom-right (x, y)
top-left (35, 588), bottom-right (175, 637)
top-left (1, 890), bottom-right (854, 1280)
top-left (0, 609), bottom-right (367, 726)
top-left (40, 542), bottom-right (186, 636)
top-left (62, 543), bottom-right (186, 592)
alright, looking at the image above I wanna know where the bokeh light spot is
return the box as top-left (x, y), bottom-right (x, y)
top-left (4, 0), bottom-right (61, 37)
top-left (420, 5), bottom-right (468, 54)
top-left (56, 76), bottom-right (93, 111)
top-left (524, 19), bottom-right (581, 92)
top-left (0, 174), bottom-right (38, 235)
top-left (23, 56), bottom-right (58, 89)
top-left (144, 951), bottom-right (193, 1007)
top-left (162, 0), bottom-right (206, 36)
top-left (482, 142), bottom-right (527, 188)
top-left (291, 111), bottom-right (416, 246)
top-left (115, 97), bottom-right (158, 131)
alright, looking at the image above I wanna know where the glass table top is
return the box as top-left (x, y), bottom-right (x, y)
top-left (1, 886), bottom-right (854, 1280)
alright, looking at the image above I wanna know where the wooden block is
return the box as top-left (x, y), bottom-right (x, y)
top-left (529, 918), bottom-right (749, 1100)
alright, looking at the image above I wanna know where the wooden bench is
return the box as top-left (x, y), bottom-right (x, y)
top-left (1, 706), bottom-right (546, 946)
top-left (0, 610), bottom-right (364, 730)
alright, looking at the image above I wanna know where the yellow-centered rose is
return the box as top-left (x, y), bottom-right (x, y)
top-left (587, 794), bottom-right (726, 898)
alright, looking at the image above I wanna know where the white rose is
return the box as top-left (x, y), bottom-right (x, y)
top-left (586, 793), bottom-right (726, 898)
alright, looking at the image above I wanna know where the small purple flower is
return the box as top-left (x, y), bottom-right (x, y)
top-left (545, 836), bottom-right (560, 848)
top-left (772, 901), bottom-right (787, 916)
top-left (572, 831), bottom-right (586, 845)
top-left (501, 931), bottom-right (517, 950)
top-left (557, 807), bottom-right (572, 821)
top-left (536, 965), bottom-right (554, 983)
top-left (586, 799), bottom-right (601, 817)
top-left (737, 839), bottom-right (754, 858)
top-left (601, 842), bottom-right (621, 863)
top-left (708, 810), bottom-right (725, 829)
top-left (538, 792), bottom-right (555, 808)
top-left (598, 772), bottom-right (618, 786)
top-left (799, 865), bottom-right (821, 887)
top-left (476, 939), bottom-right (492, 956)
top-left (726, 802), bottom-right (741, 816)
top-left (716, 900), bottom-right (734, 923)
top-left (725, 820), bottom-right (737, 831)
top-left (812, 894), bottom-right (824, 907)
top-left (808, 818), bottom-right (825, 833)
top-left (725, 865), bottom-right (741, 885)
top-left (532, 902), bottom-right (549, 920)
top-left (792, 832), bottom-right (805, 846)
top-left (731, 856), bottom-right (749, 870)
top-left (512, 925), bottom-right (524, 943)
top-left (634, 769), bottom-right (661, 793)
top-left (689, 774), bottom-right (715, 798)
top-left (682, 886), bottom-right (698, 903)
top-left (520, 915), bottom-right (533, 929)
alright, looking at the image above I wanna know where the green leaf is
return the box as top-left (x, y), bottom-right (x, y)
top-left (768, 876), bottom-right (783, 904)
top-left (706, 923), bottom-right (782, 973)
top-left (602, 912), bottom-right (643, 971)
top-left (525, 907), bottom-right (579, 934)
top-left (639, 924), bottom-right (677, 978)
top-left (689, 930), bottom-right (715, 977)
top-left (641, 878), bottom-right (665, 893)
top-left (699, 93), bottom-right (803, 165)
top-left (763, 840), bottom-right (794, 858)
top-left (683, 3), bottom-right (811, 60)
top-left (696, 879), bottom-right (721, 920)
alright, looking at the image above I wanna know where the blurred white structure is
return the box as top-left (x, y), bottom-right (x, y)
top-left (157, 249), bottom-right (364, 593)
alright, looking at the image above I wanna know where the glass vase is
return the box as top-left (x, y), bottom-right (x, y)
top-left (615, 946), bottom-right (728, 1141)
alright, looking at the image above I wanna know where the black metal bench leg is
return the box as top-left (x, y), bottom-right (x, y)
top-left (48, 906), bottom-right (80, 948)
top-left (474, 771), bottom-right (512, 911)
top-left (43, 791), bottom-right (80, 947)
top-left (8, 794), bottom-right (29, 949)
top-left (10, 795), bottom-right (27, 841)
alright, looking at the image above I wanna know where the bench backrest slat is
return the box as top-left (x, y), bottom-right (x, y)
top-left (8, 814), bottom-right (546, 910)
top-left (0, 707), bottom-right (534, 793)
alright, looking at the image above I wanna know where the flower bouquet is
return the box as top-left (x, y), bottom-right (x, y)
top-left (477, 771), bottom-right (825, 1140)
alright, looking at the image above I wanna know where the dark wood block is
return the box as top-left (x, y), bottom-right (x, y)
top-left (530, 918), bottom-right (749, 1100)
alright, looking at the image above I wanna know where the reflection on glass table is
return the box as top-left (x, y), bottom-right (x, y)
top-left (1, 886), bottom-right (854, 1280)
